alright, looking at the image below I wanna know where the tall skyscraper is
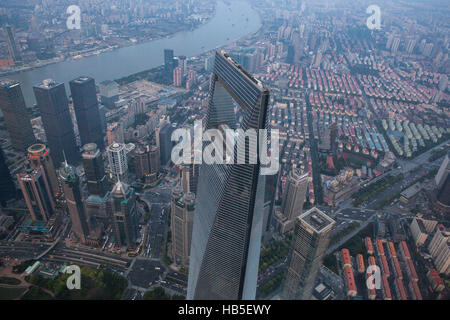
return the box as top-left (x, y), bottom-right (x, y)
top-left (173, 66), bottom-right (183, 87)
top-left (59, 162), bottom-right (89, 244)
top-left (435, 152), bottom-right (449, 189)
top-left (180, 163), bottom-right (200, 195)
top-left (82, 143), bottom-right (107, 197)
top-left (69, 77), bottom-right (104, 149)
top-left (180, 165), bottom-right (191, 194)
top-left (33, 79), bottom-right (79, 165)
top-left (171, 186), bottom-right (195, 268)
top-left (282, 207), bottom-right (335, 300)
top-left (0, 146), bottom-right (15, 205)
top-left (164, 49), bottom-right (175, 77)
top-left (262, 172), bottom-right (278, 242)
top-left (17, 168), bottom-right (56, 222)
top-left (27, 143), bottom-right (59, 199)
top-left (107, 180), bottom-right (137, 247)
top-left (178, 55), bottom-right (187, 76)
top-left (84, 143), bottom-right (110, 228)
top-left (99, 80), bottom-right (119, 109)
top-left (0, 80), bottom-right (35, 151)
top-left (134, 146), bottom-right (150, 181)
top-left (148, 146), bottom-right (160, 183)
top-left (435, 152), bottom-right (450, 207)
top-left (107, 143), bottom-right (128, 182)
top-left (134, 145), bottom-right (159, 183)
top-left (187, 50), bottom-right (270, 300)
top-left (275, 168), bottom-right (309, 233)
top-left (4, 26), bottom-right (21, 64)
top-left (282, 169), bottom-right (309, 219)
top-left (204, 55), bottom-right (215, 72)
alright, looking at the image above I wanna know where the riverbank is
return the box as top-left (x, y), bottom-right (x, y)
top-left (6, 0), bottom-right (262, 107)
top-left (0, 4), bottom-right (218, 78)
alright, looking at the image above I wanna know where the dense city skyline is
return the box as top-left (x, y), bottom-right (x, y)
top-left (0, 0), bottom-right (448, 306)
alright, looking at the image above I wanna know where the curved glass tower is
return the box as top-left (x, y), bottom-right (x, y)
top-left (187, 50), bottom-right (270, 300)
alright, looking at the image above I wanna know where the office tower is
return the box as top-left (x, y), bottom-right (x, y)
top-left (437, 177), bottom-right (450, 208)
top-left (173, 66), bottom-right (183, 87)
top-left (262, 173), bottom-right (278, 242)
top-left (27, 34), bottom-right (41, 53)
top-left (148, 146), bottom-right (160, 183)
top-left (27, 143), bottom-right (59, 198)
top-left (275, 169), bottom-right (309, 233)
top-left (17, 167), bottom-right (56, 222)
top-left (435, 153), bottom-right (450, 207)
top-left (435, 152), bottom-right (449, 189)
top-left (107, 180), bottom-right (137, 247)
top-left (189, 163), bottom-right (199, 195)
top-left (82, 143), bottom-right (107, 197)
top-left (4, 26), bottom-right (21, 64)
top-left (282, 207), bottom-right (335, 300)
top-left (99, 80), bottom-right (119, 109)
top-left (134, 146), bottom-right (150, 180)
top-left (187, 50), bottom-right (270, 300)
top-left (158, 122), bottom-right (175, 165)
top-left (180, 165), bottom-right (191, 194)
top-left (179, 162), bottom-right (199, 195)
top-left (178, 55), bottom-right (187, 75)
top-left (171, 186), bottom-right (195, 268)
top-left (282, 169), bottom-right (309, 218)
top-left (98, 105), bottom-right (107, 134)
top-left (134, 145), bottom-right (159, 183)
top-left (107, 122), bottom-right (125, 145)
top-left (204, 55), bottom-right (214, 72)
top-left (69, 77), bottom-right (104, 149)
top-left (164, 49), bottom-right (175, 77)
top-left (428, 229), bottom-right (450, 275)
top-left (186, 69), bottom-right (197, 90)
top-left (0, 146), bottom-right (15, 205)
top-left (107, 142), bottom-right (128, 182)
top-left (33, 79), bottom-right (79, 166)
top-left (0, 80), bottom-right (36, 151)
top-left (59, 162), bottom-right (89, 244)
top-left (84, 143), bottom-right (109, 229)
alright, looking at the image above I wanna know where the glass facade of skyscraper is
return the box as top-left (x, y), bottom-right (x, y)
top-left (187, 50), bottom-right (270, 300)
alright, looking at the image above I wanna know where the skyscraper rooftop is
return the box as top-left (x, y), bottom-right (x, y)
top-left (300, 207), bottom-right (335, 234)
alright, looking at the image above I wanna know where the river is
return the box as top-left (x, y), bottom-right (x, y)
top-left (6, 0), bottom-right (261, 107)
